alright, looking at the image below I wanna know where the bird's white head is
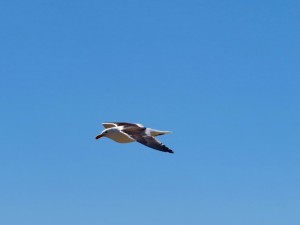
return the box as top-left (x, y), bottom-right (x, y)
top-left (95, 127), bottom-right (119, 139)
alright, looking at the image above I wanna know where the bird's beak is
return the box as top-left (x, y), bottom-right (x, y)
top-left (95, 134), bottom-right (103, 139)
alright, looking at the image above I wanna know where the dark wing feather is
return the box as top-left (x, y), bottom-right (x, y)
top-left (132, 135), bottom-right (174, 153)
top-left (105, 122), bottom-right (144, 127)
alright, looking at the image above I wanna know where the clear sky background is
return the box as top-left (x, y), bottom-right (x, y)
top-left (1, 0), bottom-right (299, 224)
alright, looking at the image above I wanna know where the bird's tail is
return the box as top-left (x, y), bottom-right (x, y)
top-left (148, 129), bottom-right (172, 137)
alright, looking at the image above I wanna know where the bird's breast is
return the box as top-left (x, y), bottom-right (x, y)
top-left (108, 132), bottom-right (135, 143)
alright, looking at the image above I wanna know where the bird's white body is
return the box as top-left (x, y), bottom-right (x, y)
top-left (103, 127), bottom-right (135, 143)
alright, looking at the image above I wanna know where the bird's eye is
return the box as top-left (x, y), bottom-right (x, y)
top-left (105, 131), bottom-right (108, 133)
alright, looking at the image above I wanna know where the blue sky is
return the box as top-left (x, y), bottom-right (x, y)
top-left (1, 0), bottom-right (299, 224)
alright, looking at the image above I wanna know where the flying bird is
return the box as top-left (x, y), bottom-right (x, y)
top-left (95, 122), bottom-right (174, 153)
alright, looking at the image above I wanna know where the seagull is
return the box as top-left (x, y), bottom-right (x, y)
top-left (95, 122), bottom-right (174, 153)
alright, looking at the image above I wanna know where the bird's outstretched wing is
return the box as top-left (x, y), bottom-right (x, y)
top-left (132, 135), bottom-right (174, 153)
top-left (102, 122), bottom-right (144, 128)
